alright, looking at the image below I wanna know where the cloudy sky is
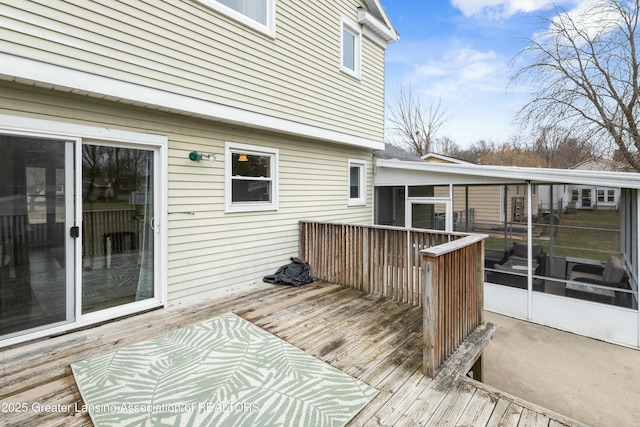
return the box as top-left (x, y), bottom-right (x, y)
top-left (382, 0), bottom-right (582, 148)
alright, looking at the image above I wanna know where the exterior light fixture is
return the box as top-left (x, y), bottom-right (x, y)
top-left (238, 154), bottom-right (249, 162)
top-left (188, 151), bottom-right (215, 161)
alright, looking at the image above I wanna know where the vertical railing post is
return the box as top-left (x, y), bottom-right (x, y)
top-left (363, 227), bottom-right (369, 293)
top-left (299, 221), bottom-right (306, 262)
top-left (476, 240), bottom-right (485, 325)
top-left (471, 240), bottom-right (485, 380)
top-left (422, 257), bottom-right (437, 377)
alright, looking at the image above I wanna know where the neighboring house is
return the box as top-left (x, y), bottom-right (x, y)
top-left (0, 1), bottom-right (398, 346)
top-left (530, 158), bottom-right (633, 214)
top-left (559, 158), bottom-right (633, 211)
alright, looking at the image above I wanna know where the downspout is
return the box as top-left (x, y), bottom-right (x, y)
top-left (527, 180), bottom-right (533, 321)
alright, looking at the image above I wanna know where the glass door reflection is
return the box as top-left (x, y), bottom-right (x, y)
top-left (81, 144), bottom-right (155, 313)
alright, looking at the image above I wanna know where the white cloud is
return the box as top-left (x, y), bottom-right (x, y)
top-left (386, 44), bottom-right (516, 146)
top-left (410, 47), bottom-right (505, 100)
top-left (451, 0), bottom-right (567, 18)
top-left (528, 0), bottom-right (621, 52)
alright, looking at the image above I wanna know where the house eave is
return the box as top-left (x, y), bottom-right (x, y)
top-left (358, 9), bottom-right (399, 47)
top-left (0, 54), bottom-right (384, 151)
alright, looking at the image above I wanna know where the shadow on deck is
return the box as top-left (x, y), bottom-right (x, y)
top-left (0, 281), bottom-right (586, 426)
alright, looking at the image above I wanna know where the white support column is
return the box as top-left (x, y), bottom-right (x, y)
top-left (404, 185), bottom-right (410, 228)
top-left (447, 184), bottom-right (454, 231)
top-left (527, 181), bottom-right (533, 320)
top-left (636, 189), bottom-right (640, 347)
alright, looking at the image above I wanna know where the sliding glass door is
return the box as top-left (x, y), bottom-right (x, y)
top-left (0, 135), bottom-right (160, 342)
top-left (0, 136), bottom-right (73, 337)
top-left (81, 143), bottom-right (156, 314)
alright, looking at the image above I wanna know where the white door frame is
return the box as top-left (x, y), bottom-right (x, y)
top-left (406, 197), bottom-right (453, 231)
top-left (0, 114), bottom-right (168, 348)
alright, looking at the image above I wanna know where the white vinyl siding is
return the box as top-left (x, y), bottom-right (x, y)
top-left (196, 0), bottom-right (275, 36)
top-left (0, 1), bottom-right (386, 141)
top-left (0, 82), bottom-right (373, 303)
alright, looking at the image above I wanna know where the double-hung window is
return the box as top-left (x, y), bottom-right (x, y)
top-left (341, 18), bottom-right (361, 78)
top-left (197, 0), bottom-right (275, 36)
top-left (225, 142), bottom-right (278, 212)
top-left (348, 159), bottom-right (366, 206)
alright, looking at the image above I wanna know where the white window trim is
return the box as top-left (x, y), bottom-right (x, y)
top-left (196, 0), bottom-right (276, 38)
top-left (225, 141), bottom-right (279, 212)
top-left (348, 159), bottom-right (366, 206)
top-left (340, 17), bottom-right (362, 79)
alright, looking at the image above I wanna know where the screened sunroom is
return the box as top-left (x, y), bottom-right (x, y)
top-left (374, 154), bottom-right (640, 348)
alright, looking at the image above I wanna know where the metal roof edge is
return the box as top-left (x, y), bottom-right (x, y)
top-left (375, 158), bottom-right (640, 188)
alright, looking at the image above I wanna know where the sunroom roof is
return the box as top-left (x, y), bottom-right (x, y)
top-left (375, 158), bottom-right (640, 189)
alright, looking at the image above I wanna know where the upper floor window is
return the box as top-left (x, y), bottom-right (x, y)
top-left (341, 18), bottom-right (361, 78)
top-left (197, 0), bottom-right (275, 37)
top-left (348, 159), bottom-right (366, 205)
top-left (225, 142), bottom-right (279, 212)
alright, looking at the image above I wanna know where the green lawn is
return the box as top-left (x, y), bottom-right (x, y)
top-left (485, 209), bottom-right (621, 262)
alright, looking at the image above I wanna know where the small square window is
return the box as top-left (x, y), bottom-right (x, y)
top-left (348, 159), bottom-right (366, 206)
top-left (341, 19), bottom-right (361, 78)
top-left (225, 142), bottom-right (278, 212)
top-left (607, 189), bottom-right (615, 202)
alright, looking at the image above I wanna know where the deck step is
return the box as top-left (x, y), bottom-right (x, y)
top-left (435, 322), bottom-right (498, 385)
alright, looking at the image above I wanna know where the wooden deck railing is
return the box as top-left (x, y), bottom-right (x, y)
top-left (299, 221), bottom-right (488, 377)
top-left (420, 235), bottom-right (487, 377)
top-left (83, 209), bottom-right (137, 257)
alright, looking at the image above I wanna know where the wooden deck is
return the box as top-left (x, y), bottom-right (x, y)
top-left (0, 281), bottom-right (587, 427)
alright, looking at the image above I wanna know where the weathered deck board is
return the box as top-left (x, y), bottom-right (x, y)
top-left (0, 281), bottom-right (587, 427)
top-left (455, 388), bottom-right (501, 426)
top-left (486, 399), bottom-right (525, 427)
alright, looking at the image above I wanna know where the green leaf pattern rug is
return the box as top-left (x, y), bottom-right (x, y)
top-left (71, 313), bottom-right (377, 426)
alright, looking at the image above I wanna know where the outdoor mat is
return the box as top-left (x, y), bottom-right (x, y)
top-left (71, 313), bottom-right (377, 426)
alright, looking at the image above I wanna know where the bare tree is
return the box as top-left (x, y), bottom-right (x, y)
top-left (530, 125), bottom-right (594, 168)
top-left (512, 0), bottom-right (640, 172)
top-left (387, 84), bottom-right (448, 156)
top-left (480, 143), bottom-right (546, 167)
top-left (450, 139), bottom-right (496, 164)
top-left (431, 136), bottom-right (459, 157)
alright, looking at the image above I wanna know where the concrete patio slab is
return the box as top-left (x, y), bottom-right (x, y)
top-left (483, 311), bottom-right (640, 427)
